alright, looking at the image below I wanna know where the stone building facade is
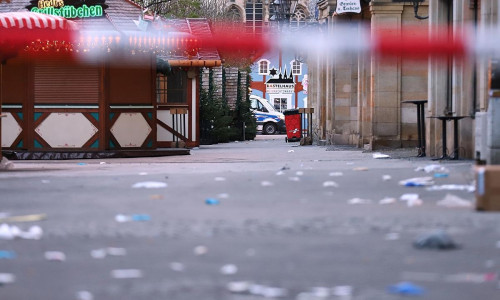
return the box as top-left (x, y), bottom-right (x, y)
top-left (309, 0), bottom-right (499, 159)
top-left (309, 0), bottom-right (430, 150)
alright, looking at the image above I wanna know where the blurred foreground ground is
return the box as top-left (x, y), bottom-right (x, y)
top-left (0, 135), bottom-right (498, 300)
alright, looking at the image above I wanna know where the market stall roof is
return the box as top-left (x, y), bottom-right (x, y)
top-left (0, 0), bottom-right (221, 66)
top-left (156, 18), bottom-right (221, 67)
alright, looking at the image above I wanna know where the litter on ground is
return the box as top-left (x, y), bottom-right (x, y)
top-left (413, 230), bottom-right (459, 250)
top-left (0, 273), bottom-right (16, 284)
top-left (379, 197), bottom-right (397, 205)
top-left (415, 164), bottom-right (449, 173)
top-left (111, 269), bottom-right (143, 279)
top-left (398, 177), bottom-right (434, 187)
top-left (170, 262), bottom-right (185, 272)
top-left (0, 251), bottom-right (15, 259)
top-left (205, 198), bottom-right (220, 205)
top-left (0, 214), bottom-right (46, 223)
top-left (400, 194), bottom-right (423, 207)
top-left (220, 264), bottom-right (238, 275)
top-left (329, 172), bottom-right (344, 177)
top-left (131, 181), bottom-right (167, 188)
top-left (373, 153), bottom-right (390, 159)
top-left (44, 251), bottom-right (66, 261)
top-left (388, 282), bottom-right (424, 296)
top-left (426, 184), bottom-right (475, 192)
top-left (76, 291), bottom-right (94, 300)
top-left (348, 198), bottom-right (372, 204)
top-left (436, 194), bottom-right (472, 208)
top-left (323, 181), bottom-right (339, 188)
top-left (193, 245), bottom-right (208, 256)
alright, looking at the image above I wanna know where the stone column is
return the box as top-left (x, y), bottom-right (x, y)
top-left (369, 1), bottom-right (404, 149)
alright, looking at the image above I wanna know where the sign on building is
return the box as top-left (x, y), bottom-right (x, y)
top-left (336, 0), bottom-right (361, 14)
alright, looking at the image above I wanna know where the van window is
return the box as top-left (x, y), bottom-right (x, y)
top-left (251, 98), bottom-right (268, 112)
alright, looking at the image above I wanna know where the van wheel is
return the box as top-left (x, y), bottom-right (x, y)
top-left (263, 123), bottom-right (277, 135)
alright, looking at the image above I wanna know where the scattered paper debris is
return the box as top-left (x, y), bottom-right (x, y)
top-left (131, 181), bottom-right (167, 188)
top-left (220, 264), bottom-right (238, 275)
top-left (382, 175), bottom-right (392, 181)
top-left (379, 197), bottom-right (397, 205)
top-left (41, 179), bottom-right (50, 184)
top-left (193, 246), bottom-right (208, 256)
top-left (332, 286), bottom-right (353, 297)
top-left (0, 214), bottom-right (47, 223)
top-left (288, 150), bottom-right (295, 153)
top-left (99, 162), bottom-right (106, 165)
top-left (323, 181), bottom-right (339, 188)
top-left (0, 251), bottom-right (16, 259)
top-left (170, 262), bottom-right (185, 272)
top-left (0, 224), bottom-right (43, 240)
top-left (373, 153), bottom-right (390, 159)
top-left (214, 177), bottom-right (226, 181)
top-left (385, 233), bottom-right (400, 241)
top-left (415, 164), bottom-right (449, 173)
top-left (249, 284), bottom-right (288, 298)
top-left (106, 248), bottom-right (127, 256)
top-left (0, 273), bottom-right (16, 284)
top-left (276, 171), bottom-right (285, 176)
top-left (329, 172), bottom-right (344, 177)
top-left (444, 273), bottom-right (497, 283)
top-left (399, 177), bottom-right (434, 187)
top-left (44, 251), bottom-right (66, 261)
top-left (138, 172), bottom-right (148, 176)
top-left (205, 198), bottom-right (220, 205)
top-left (296, 171), bottom-right (304, 176)
top-left (388, 282), bottom-right (424, 296)
top-left (115, 214), bottom-right (151, 222)
top-left (413, 230), bottom-right (459, 250)
top-left (216, 193), bottom-right (229, 199)
top-left (111, 269), bottom-right (143, 279)
top-left (436, 194), bottom-right (472, 208)
top-left (348, 198), bottom-right (372, 204)
top-left (261, 181), bottom-right (274, 187)
top-left (400, 194), bottom-right (423, 207)
top-left (76, 291), bottom-right (94, 300)
top-left (227, 281), bottom-right (252, 293)
top-left (288, 177), bottom-right (301, 182)
top-left (426, 184), bottom-right (475, 192)
top-left (353, 167), bottom-right (368, 171)
top-left (433, 173), bottom-right (449, 178)
top-left (90, 249), bottom-right (107, 259)
top-left (310, 287), bottom-right (330, 298)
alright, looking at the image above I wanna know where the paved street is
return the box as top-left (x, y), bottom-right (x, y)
top-left (0, 135), bottom-right (499, 300)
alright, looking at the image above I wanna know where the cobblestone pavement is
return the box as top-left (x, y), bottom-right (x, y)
top-left (0, 136), bottom-right (498, 300)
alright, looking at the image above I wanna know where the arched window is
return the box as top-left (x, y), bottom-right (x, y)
top-left (291, 60), bottom-right (301, 76)
top-left (290, 6), bottom-right (308, 30)
top-left (258, 59), bottom-right (270, 75)
top-left (226, 5), bottom-right (242, 23)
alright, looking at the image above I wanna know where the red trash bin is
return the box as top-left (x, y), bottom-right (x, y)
top-left (284, 109), bottom-right (302, 142)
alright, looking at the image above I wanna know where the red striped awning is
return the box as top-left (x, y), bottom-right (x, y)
top-left (0, 12), bottom-right (78, 59)
top-left (0, 12), bottom-right (78, 30)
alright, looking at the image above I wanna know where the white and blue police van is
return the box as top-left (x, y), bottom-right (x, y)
top-left (250, 95), bottom-right (286, 135)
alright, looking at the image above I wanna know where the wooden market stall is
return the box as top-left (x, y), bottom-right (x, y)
top-left (0, 0), bottom-right (221, 159)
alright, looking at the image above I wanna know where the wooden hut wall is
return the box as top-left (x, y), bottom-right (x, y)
top-left (107, 51), bottom-right (157, 150)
